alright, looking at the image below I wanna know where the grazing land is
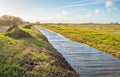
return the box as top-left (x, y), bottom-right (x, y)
top-left (0, 25), bottom-right (79, 77)
top-left (40, 24), bottom-right (120, 58)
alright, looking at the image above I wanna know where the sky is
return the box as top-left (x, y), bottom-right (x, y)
top-left (0, 0), bottom-right (120, 23)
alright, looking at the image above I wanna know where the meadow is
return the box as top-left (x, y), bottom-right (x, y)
top-left (0, 25), bottom-right (79, 77)
top-left (41, 24), bottom-right (120, 58)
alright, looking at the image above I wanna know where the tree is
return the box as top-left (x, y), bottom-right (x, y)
top-left (0, 15), bottom-right (24, 26)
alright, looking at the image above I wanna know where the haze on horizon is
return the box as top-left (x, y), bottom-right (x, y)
top-left (0, 0), bottom-right (120, 23)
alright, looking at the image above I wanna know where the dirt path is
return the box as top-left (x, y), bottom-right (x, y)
top-left (36, 26), bottom-right (120, 77)
top-left (0, 26), bottom-right (22, 32)
top-left (0, 27), bottom-right (9, 32)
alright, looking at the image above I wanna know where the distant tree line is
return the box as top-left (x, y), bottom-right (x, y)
top-left (0, 15), bottom-right (28, 26)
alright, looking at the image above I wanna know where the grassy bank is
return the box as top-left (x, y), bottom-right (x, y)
top-left (0, 25), bottom-right (79, 77)
top-left (0, 26), bottom-right (4, 28)
top-left (40, 24), bottom-right (120, 58)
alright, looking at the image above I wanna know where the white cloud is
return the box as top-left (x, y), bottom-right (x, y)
top-left (63, 0), bottom-right (120, 8)
top-left (105, 0), bottom-right (118, 13)
top-left (106, 0), bottom-right (115, 8)
top-left (55, 11), bottom-right (68, 18)
top-left (95, 9), bottom-right (105, 15)
top-left (62, 11), bottom-right (67, 15)
top-left (80, 8), bottom-right (88, 11)
top-left (64, 0), bottom-right (105, 8)
top-left (39, 8), bottom-right (43, 11)
top-left (107, 7), bottom-right (117, 13)
top-left (70, 0), bottom-right (91, 4)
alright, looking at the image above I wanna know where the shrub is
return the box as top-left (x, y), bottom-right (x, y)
top-left (23, 24), bottom-right (32, 29)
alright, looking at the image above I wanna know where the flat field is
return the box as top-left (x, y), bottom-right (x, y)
top-left (41, 24), bottom-right (120, 58)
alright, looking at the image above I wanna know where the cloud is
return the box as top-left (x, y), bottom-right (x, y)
top-left (105, 0), bottom-right (119, 13)
top-left (55, 11), bottom-right (68, 18)
top-left (107, 7), bottom-right (117, 13)
top-left (70, 0), bottom-right (91, 4)
top-left (64, 1), bottom-right (104, 7)
top-left (106, 0), bottom-right (115, 8)
top-left (64, 0), bottom-right (105, 8)
top-left (39, 8), bottom-right (43, 11)
top-left (80, 8), bottom-right (88, 11)
top-left (62, 11), bottom-right (67, 15)
top-left (95, 9), bottom-right (105, 15)
top-left (63, 0), bottom-right (120, 8)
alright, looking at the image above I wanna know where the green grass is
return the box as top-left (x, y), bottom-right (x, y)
top-left (40, 24), bottom-right (120, 58)
top-left (0, 25), bottom-right (79, 77)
